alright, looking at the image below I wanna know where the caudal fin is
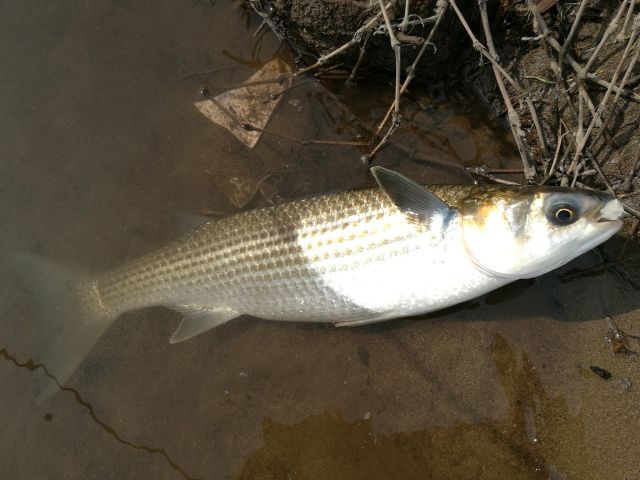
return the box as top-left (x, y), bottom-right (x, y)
top-left (9, 254), bottom-right (113, 400)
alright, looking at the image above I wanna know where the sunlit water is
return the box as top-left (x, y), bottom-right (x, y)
top-left (1, 1), bottom-right (639, 479)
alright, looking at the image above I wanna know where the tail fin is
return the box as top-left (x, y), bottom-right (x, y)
top-left (9, 254), bottom-right (112, 400)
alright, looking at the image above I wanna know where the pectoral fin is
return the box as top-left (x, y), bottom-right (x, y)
top-left (169, 306), bottom-right (239, 343)
top-left (370, 166), bottom-right (456, 230)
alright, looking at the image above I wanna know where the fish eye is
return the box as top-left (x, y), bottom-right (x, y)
top-left (548, 204), bottom-right (578, 226)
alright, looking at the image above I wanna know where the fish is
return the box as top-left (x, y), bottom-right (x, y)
top-left (12, 167), bottom-right (624, 393)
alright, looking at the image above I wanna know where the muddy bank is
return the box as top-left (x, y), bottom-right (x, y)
top-left (263, 0), bottom-right (473, 82)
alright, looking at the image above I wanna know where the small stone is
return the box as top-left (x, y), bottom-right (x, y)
top-left (619, 377), bottom-right (632, 391)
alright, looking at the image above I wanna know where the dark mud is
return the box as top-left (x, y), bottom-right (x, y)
top-left (1, 1), bottom-right (639, 480)
top-left (266, 0), bottom-right (473, 82)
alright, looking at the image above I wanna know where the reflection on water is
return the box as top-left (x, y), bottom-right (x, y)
top-left (237, 335), bottom-right (561, 480)
top-left (1, 0), bottom-right (640, 479)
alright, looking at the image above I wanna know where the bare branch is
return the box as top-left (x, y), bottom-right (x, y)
top-left (477, 0), bottom-right (536, 179)
top-left (296, 0), bottom-right (399, 76)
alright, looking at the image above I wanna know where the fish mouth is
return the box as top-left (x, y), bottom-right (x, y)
top-left (575, 213), bottom-right (623, 260)
top-left (531, 217), bottom-right (623, 278)
top-left (569, 199), bottom-right (624, 266)
top-left (590, 218), bottom-right (623, 239)
top-left (590, 199), bottom-right (624, 244)
top-left (595, 198), bottom-right (624, 223)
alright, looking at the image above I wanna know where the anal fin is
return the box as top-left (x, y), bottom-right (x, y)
top-left (169, 305), bottom-right (238, 343)
top-left (334, 312), bottom-right (399, 327)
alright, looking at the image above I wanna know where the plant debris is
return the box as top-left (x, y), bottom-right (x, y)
top-left (605, 316), bottom-right (639, 356)
top-left (248, 0), bottom-right (640, 259)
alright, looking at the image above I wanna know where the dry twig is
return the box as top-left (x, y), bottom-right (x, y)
top-left (568, 33), bottom-right (640, 176)
top-left (296, 0), bottom-right (399, 76)
top-left (373, 0), bottom-right (448, 139)
top-left (480, 0), bottom-right (537, 179)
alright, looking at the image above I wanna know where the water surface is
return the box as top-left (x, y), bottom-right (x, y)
top-left (1, 1), bottom-right (639, 479)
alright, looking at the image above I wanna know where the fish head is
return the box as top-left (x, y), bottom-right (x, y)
top-left (460, 187), bottom-right (624, 279)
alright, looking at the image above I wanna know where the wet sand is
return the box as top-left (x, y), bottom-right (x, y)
top-left (1, 1), bottom-right (639, 479)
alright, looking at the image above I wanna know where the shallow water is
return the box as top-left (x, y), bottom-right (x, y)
top-left (1, 1), bottom-right (640, 479)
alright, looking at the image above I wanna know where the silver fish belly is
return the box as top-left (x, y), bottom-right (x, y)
top-left (95, 186), bottom-right (500, 328)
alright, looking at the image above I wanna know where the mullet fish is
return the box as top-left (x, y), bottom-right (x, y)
top-left (15, 167), bottom-right (624, 390)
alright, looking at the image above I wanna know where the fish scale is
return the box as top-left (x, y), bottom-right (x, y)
top-left (95, 185), bottom-right (497, 323)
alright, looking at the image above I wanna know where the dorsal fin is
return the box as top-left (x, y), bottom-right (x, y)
top-left (370, 167), bottom-right (456, 229)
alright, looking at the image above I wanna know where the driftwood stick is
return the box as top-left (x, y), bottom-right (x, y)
top-left (529, 4), bottom-right (640, 101)
top-left (467, 166), bottom-right (521, 185)
top-left (592, 35), bottom-right (640, 146)
top-left (526, 97), bottom-right (550, 159)
top-left (247, 0), bottom-right (285, 42)
top-left (362, 121), bottom-right (399, 162)
top-left (558, 0), bottom-right (588, 71)
top-left (586, 151), bottom-right (615, 195)
top-left (378, 0), bottom-right (402, 117)
top-left (400, 0), bottom-right (411, 31)
top-left (477, 0), bottom-right (536, 179)
top-left (346, 32), bottom-right (371, 85)
top-left (577, 91), bottom-right (584, 146)
top-left (568, 32), bottom-right (640, 175)
top-left (373, 0), bottom-right (448, 138)
top-left (529, 1), bottom-right (577, 143)
top-left (576, 81), bottom-right (600, 128)
top-left (359, 0), bottom-right (404, 160)
top-left (618, 0), bottom-right (637, 41)
top-left (540, 124), bottom-right (567, 184)
top-left (581, 0), bottom-right (631, 76)
top-left (296, 0), bottom-right (398, 76)
top-left (243, 123), bottom-right (373, 147)
top-left (449, 0), bottom-right (523, 93)
top-left (376, 15), bottom-right (438, 33)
